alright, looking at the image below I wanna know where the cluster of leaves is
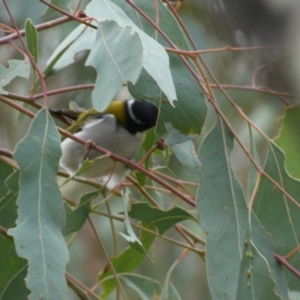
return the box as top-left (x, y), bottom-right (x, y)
top-left (0, 0), bottom-right (300, 300)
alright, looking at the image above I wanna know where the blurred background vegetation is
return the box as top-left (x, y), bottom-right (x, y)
top-left (1, 0), bottom-right (300, 299)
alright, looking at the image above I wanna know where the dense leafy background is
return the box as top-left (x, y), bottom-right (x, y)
top-left (0, 0), bottom-right (300, 300)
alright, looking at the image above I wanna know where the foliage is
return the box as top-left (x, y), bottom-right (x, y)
top-left (0, 0), bottom-right (299, 300)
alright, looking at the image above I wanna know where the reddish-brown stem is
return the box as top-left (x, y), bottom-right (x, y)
top-left (7, 84), bottom-right (95, 102)
top-left (273, 253), bottom-right (300, 279)
top-left (0, 225), bottom-right (8, 235)
top-left (138, 144), bottom-right (159, 165)
top-left (164, 0), bottom-right (198, 51)
top-left (40, 0), bottom-right (97, 29)
top-left (0, 16), bottom-right (72, 46)
top-left (65, 272), bottom-right (103, 300)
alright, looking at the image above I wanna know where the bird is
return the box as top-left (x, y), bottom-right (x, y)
top-left (54, 99), bottom-right (158, 190)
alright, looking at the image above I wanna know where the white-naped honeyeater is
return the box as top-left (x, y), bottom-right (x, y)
top-left (54, 99), bottom-right (158, 190)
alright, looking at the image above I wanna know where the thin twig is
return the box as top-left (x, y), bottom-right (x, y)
top-left (65, 272), bottom-right (103, 300)
top-left (87, 217), bottom-right (128, 300)
top-left (273, 253), bottom-right (300, 279)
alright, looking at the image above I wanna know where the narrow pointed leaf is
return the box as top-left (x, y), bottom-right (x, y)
top-left (236, 214), bottom-right (288, 300)
top-left (8, 109), bottom-right (69, 300)
top-left (25, 19), bottom-right (38, 63)
top-left (253, 143), bottom-right (300, 290)
top-left (119, 189), bottom-right (144, 254)
top-left (197, 118), bottom-right (248, 299)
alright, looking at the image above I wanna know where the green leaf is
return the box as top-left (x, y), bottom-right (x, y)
top-left (119, 273), bottom-right (161, 300)
top-left (253, 143), bottom-right (300, 290)
top-left (8, 109), bottom-right (69, 299)
top-left (62, 191), bottom-right (98, 236)
top-left (274, 104), bottom-right (300, 179)
top-left (129, 203), bottom-right (198, 235)
top-left (236, 215), bottom-right (288, 300)
top-left (0, 59), bottom-right (30, 94)
top-left (25, 19), bottom-right (38, 63)
top-left (197, 118), bottom-right (248, 299)
top-left (165, 124), bottom-right (201, 179)
top-left (0, 171), bottom-right (19, 229)
top-left (119, 189), bottom-right (144, 254)
top-left (0, 233), bottom-right (28, 299)
top-left (0, 266), bottom-right (28, 300)
top-left (98, 223), bottom-right (156, 298)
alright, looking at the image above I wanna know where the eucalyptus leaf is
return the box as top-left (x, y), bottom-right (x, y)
top-left (129, 202), bottom-right (198, 235)
top-left (0, 59), bottom-right (30, 94)
top-left (8, 109), bottom-right (69, 300)
top-left (198, 118), bottom-right (248, 299)
top-left (25, 19), bottom-right (38, 63)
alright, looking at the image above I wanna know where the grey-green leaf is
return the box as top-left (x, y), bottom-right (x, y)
top-left (47, 0), bottom-right (177, 109)
top-left (236, 214), bottom-right (288, 300)
top-left (253, 143), bottom-right (300, 290)
top-left (85, 20), bottom-right (143, 111)
top-left (119, 273), bottom-right (161, 300)
top-left (120, 189), bottom-right (145, 254)
top-left (165, 124), bottom-right (201, 179)
top-left (62, 191), bottom-right (98, 236)
top-left (8, 109), bottom-right (69, 300)
top-left (0, 59), bottom-right (30, 94)
top-left (197, 118), bottom-right (248, 299)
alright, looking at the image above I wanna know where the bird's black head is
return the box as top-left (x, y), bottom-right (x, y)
top-left (125, 99), bottom-right (158, 134)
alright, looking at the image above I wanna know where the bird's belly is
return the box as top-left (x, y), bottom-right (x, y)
top-left (59, 128), bottom-right (143, 180)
